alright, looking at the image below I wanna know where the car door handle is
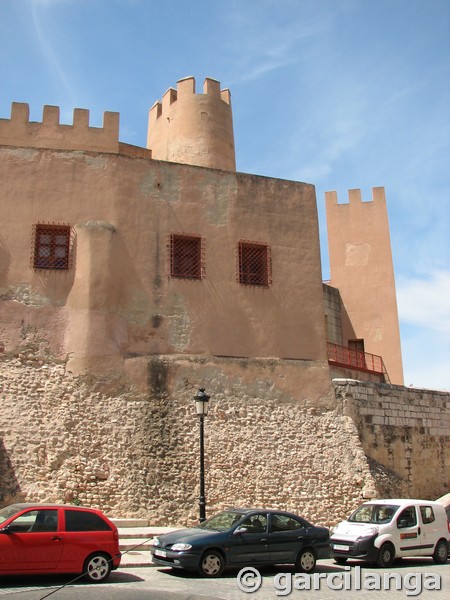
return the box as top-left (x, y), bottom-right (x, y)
top-left (51, 536), bottom-right (63, 541)
top-left (418, 527), bottom-right (421, 535)
top-left (260, 538), bottom-right (268, 542)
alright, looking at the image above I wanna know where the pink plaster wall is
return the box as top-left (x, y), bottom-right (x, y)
top-left (0, 145), bottom-right (329, 393)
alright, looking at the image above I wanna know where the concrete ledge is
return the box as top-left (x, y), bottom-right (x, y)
top-left (112, 518), bottom-right (151, 528)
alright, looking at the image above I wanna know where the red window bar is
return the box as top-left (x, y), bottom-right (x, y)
top-left (238, 240), bottom-right (272, 287)
top-left (169, 233), bottom-right (205, 279)
top-left (32, 223), bottom-right (73, 270)
top-left (327, 342), bottom-right (385, 374)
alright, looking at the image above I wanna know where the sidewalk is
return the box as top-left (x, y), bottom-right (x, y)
top-left (112, 519), bottom-right (178, 567)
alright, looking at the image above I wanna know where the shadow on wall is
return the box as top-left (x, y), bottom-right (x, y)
top-left (0, 439), bottom-right (23, 508)
top-left (367, 457), bottom-right (409, 498)
top-left (0, 235), bottom-right (11, 286)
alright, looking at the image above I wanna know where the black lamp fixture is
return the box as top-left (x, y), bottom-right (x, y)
top-left (193, 388), bottom-right (210, 522)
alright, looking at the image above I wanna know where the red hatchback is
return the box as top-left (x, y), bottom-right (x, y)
top-left (0, 503), bottom-right (121, 582)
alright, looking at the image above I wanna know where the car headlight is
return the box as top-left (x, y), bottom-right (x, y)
top-left (357, 526), bottom-right (379, 540)
top-left (149, 536), bottom-right (160, 546)
top-left (171, 543), bottom-right (192, 551)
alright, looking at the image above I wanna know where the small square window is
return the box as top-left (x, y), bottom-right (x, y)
top-left (238, 240), bottom-right (271, 286)
top-left (169, 233), bottom-right (204, 279)
top-left (32, 224), bottom-right (72, 270)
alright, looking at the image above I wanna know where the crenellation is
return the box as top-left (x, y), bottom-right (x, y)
top-left (149, 101), bottom-right (162, 122)
top-left (150, 76), bottom-right (232, 122)
top-left (348, 188), bottom-right (362, 203)
top-left (325, 187), bottom-right (387, 206)
top-left (73, 108), bottom-right (90, 128)
top-left (10, 101), bottom-right (30, 123)
top-left (0, 102), bottom-right (120, 154)
top-left (221, 88), bottom-right (231, 105)
top-left (162, 88), bottom-right (177, 112)
top-left (203, 77), bottom-right (221, 98)
top-left (42, 105), bottom-right (60, 126)
top-left (177, 75), bottom-right (195, 95)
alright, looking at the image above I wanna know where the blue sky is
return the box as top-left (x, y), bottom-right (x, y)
top-left (1, 0), bottom-right (449, 390)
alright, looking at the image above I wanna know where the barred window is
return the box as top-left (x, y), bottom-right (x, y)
top-left (32, 224), bottom-right (72, 270)
top-left (238, 240), bottom-right (271, 286)
top-left (169, 233), bottom-right (204, 279)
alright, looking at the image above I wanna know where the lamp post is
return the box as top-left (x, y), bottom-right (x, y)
top-left (193, 388), bottom-right (210, 523)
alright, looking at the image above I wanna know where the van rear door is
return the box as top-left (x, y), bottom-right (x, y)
top-left (418, 505), bottom-right (443, 554)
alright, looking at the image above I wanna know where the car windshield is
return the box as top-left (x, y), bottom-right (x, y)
top-left (348, 504), bottom-right (399, 524)
top-left (0, 505), bottom-right (25, 525)
top-left (199, 511), bottom-right (244, 531)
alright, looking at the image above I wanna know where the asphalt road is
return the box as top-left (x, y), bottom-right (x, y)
top-left (0, 558), bottom-right (448, 599)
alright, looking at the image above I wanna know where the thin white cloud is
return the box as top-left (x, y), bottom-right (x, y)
top-left (397, 270), bottom-right (450, 334)
top-left (225, 0), bottom-right (336, 84)
top-left (397, 271), bottom-right (450, 391)
top-left (28, 0), bottom-right (76, 105)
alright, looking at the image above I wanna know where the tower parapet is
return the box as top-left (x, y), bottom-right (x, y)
top-left (325, 187), bottom-right (386, 206)
top-left (147, 76), bottom-right (236, 171)
top-left (0, 103), bottom-right (120, 153)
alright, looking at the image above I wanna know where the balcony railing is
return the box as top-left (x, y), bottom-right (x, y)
top-left (327, 342), bottom-right (386, 376)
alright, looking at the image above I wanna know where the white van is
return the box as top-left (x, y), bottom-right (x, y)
top-left (330, 499), bottom-right (449, 567)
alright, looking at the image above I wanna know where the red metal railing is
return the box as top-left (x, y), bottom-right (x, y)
top-left (327, 342), bottom-right (385, 375)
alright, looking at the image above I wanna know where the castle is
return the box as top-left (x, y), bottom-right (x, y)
top-left (0, 77), bottom-right (448, 524)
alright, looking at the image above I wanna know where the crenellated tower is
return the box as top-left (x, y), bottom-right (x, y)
top-left (147, 76), bottom-right (236, 171)
top-left (325, 187), bottom-right (404, 384)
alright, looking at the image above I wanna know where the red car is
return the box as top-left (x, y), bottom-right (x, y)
top-left (0, 503), bottom-right (121, 582)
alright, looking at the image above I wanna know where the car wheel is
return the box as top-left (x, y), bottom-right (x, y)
top-left (295, 548), bottom-right (316, 573)
top-left (433, 539), bottom-right (449, 564)
top-left (334, 557), bottom-right (348, 565)
top-left (198, 550), bottom-right (225, 577)
top-left (83, 552), bottom-right (112, 583)
top-left (376, 542), bottom-right (395, 568)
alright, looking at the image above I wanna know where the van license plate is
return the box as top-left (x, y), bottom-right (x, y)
top-left (155, 549), bottom-right (167, 558)
top-left (333, 544), bottom-right (349, 551)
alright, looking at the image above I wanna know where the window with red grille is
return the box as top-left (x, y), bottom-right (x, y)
top-left (169, 233), bottom-right (204, 279)
top-left (238, 240), bottom-right (271, 286)
top-left (32, 224), bottom-right (72, 270)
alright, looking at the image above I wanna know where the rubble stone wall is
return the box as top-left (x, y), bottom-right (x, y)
top-left (334, 379), bottom-right (450, 499)
top-left (0, 354), bottom-right (376, 528)
top-left (2, 357), bottom-right (448, 529)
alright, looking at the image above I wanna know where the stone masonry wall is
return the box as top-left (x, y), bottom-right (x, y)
top-left (333, 379), bottom-right (450, 499)
top-left (2, 356), bottom-right (448, 529)
top-left (0, 353), bottom-right (379, 528)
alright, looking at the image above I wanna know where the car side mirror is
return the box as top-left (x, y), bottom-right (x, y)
top-left (0, 525), bottom-right (11, 534)
top-left (398, 519), bottom-right (408, 528)
top-left (234, 527), bottom-right (248, 535)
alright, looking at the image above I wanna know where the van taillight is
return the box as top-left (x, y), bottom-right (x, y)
top-left (447, 521), bottom-right (450, 534)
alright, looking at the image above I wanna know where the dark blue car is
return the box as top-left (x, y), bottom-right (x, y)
top-left (149, 507), bottom-right (330, 577)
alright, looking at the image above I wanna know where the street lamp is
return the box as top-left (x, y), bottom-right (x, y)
top-left (193, 388), bottom-right (210, 522)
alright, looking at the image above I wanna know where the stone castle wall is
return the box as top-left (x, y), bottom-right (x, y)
top-left (1, 355), bottom-right (448, 528)
top-left (1, 352), bottom-right (377, 528)
top-left (334, 379), bottom-right (450, 499)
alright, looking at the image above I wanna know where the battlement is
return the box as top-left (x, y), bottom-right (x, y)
top-left (149, 76), bottom-right (231, 123)
top-left (147, 75), bottom-right (236, 171)
top-left (325, 187), bottom-right (386, 206)
top-left (0, 103), bottom-right (120, 153)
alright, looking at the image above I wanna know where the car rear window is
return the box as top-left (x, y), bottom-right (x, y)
top-left (65, 510), bottom-right (111, 532)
